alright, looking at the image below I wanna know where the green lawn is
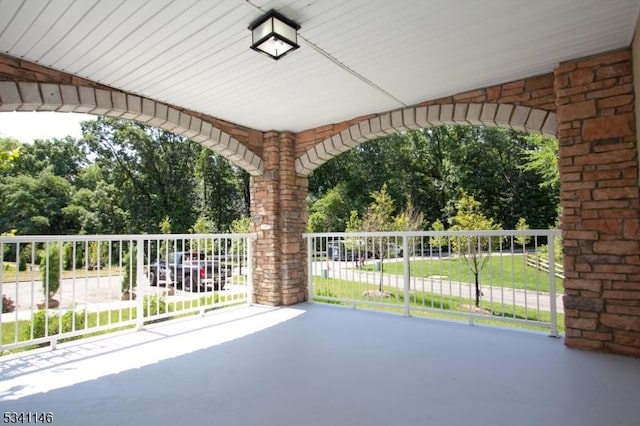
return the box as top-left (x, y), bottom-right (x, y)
top-left (1, 263), bottom-right (125, 283)
top-left (366, 254), bottom-right (563, 293)
top-left (313, 277), bottom-right (564, 334)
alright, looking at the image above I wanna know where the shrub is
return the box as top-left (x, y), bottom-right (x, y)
top-left (121, 245), bottom-right (138, 293)
top-left (18, 244), bottom-right (33, 272)
top-left (143, 295), bottom-right (167, 318)
top-left (62, 241), bottom-right (85, 270)
top-left (40, 243), bottom-right (61, 300)
top-left (27, 309), bottom-right (86, 341)
top-left (2, 294), bottom-right (15, 313)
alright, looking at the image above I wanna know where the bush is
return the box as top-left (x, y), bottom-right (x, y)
top-left (27, 309), bottom-right (86, 341)
top-left (2, 294), bottom-right (15, 313)
top-left (40, 243), bottom-right (61, 299)
top-left (18, 244), bottom-right (33, 272)
top-left (121, 245), bottom-right (138, 293)
top-left (143, 295), bottom-right (167, 318)
top-left (62, 242), bottom-right (85, 270)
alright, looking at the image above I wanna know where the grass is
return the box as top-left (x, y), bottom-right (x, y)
top-left (1, 292), bottom-right (246, 355)
top-left (1, 262), bottom-right (124, 283)
top-left (312, 277), bottom-right (564, 334)
top-left (365, 254), bottom-right (564, 293)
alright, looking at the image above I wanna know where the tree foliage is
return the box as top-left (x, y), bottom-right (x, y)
top-left (1, 116), bottom-right (559, 244)
top-left (0, 137), bottom-right (20, 175)
top-left (520, 134), bottom-right (559, 190)
top-left (0, 117), bottom-right (249, 236)
top-left (450, 194), bottom-right (502, 307)
top-left (309, 125), bottom-right (559, 232)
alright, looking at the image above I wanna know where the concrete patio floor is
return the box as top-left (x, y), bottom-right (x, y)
top-left (0, 304), bottom-right (639, 426)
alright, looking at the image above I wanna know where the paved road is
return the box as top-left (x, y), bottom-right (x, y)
top-left (311, 259), bottom-right (564, 314)
top-left (1, 271), bottom-right (248, 315)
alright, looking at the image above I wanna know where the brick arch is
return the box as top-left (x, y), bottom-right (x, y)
top-left (0, 81), bottom-right (263, 175)
top-left (294, 103), bottom-right (557, 176)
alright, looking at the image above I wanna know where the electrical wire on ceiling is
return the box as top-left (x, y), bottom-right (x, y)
top-left (242, 0), bottom-right (407, 107)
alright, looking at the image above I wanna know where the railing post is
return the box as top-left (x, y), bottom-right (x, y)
top-left (246, 234), bottom-right (254, 306)
top-left (402, 235), bottom-right (410, 317)
top-left (307, 235), bottom-right (314, 304)
top-left (136, 237), bottom-right (145, 331)
top-left (548, 232), bottom-right (558, 337)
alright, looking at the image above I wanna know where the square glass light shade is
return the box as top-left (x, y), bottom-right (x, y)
top-left (249, 10), bottom-right (300, 60)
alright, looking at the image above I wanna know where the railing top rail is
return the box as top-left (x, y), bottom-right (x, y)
top-left (303, 229), bottom-right (561, 238)
top-left (0, 233), bottom-right (257, 244)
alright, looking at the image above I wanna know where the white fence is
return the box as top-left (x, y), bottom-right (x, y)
top-left (0, 233), bottom-right (254, 352)
top-left (525, 253), bottom-right (564, 279)
top-left (304, 230), bottom-right (562, 336)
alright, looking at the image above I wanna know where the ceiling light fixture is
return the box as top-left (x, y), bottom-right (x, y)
top-left (249, 9), bottom-right (300, 60)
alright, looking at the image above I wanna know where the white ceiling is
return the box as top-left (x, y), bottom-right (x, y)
top-left (0, 0), bottom-right (639, 133)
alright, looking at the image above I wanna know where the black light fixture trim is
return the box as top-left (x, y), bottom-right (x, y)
top-left (248, 9), bottom-right (301, 60)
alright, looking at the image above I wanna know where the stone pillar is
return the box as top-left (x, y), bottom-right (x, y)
top-left (555, 48), bottom-right (640, 356)
top-left (250, 131), bottom-right (308, 305)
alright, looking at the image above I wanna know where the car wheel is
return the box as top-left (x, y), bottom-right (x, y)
top-left (187, 275), bottom-right (201, 293)
top-left (214, 279), bottom-right (225, 291)
top-left (148, 271), bottom-right (157, 286)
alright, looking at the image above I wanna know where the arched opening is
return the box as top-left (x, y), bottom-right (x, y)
top-left (303, 121), bottom-right (561, 331)
top-left (0, 82), bottom-right (264, 175)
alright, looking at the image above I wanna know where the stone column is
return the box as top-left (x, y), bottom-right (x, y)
top-left (555, 49), bottom-right (640, 356)
top-left (250, 131), bottom-right (308, 305)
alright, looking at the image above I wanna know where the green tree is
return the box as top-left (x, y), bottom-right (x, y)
top-left (450, 193), bottom-right (502, 307)
top-left (195, 149), bottom-right (248, 231)
top-left (0, 168), bottom-right (75, 234)
top-left (429, 219), bottom-right (448, 256)
top-left (515, 217), bottom-right (530, 247)
top-left (0, 137), bottom-right (20, 175)
top-left (308, 125), bottom-right (558, 233)
top-left (355, 184), bottom-right (397, 292)
top-left (12, 136), bottom-right (85, 182)
top-left (158, 216), bottom-right (173, 257)
top-left (81, 117), bottom-right (200, 233)
top-left (190, 215), bottom-right (216, 253)
top-left (520, 134), bottom-right (559, 190)
top-left (307, 183), bottom-right (353, 232)
top-left (65, 164), bottom-right (128, 234)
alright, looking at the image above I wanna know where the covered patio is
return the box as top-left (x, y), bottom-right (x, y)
top-left (1, 0), bottom-right (639, 355)
top-left (1, 4), bottom-right (640, 423)
top-left (1, 304), bottom-right (639, 426)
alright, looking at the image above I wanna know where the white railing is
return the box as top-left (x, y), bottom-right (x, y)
top-left (0, 233), bottom-right (254, 352)
top-left (304, 230), bottom-right (562, 336)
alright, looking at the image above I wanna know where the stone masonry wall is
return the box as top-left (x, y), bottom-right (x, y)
top-left (250, 132), bottom-right (308, 305)
top-left (555, 49), bottom-right (640, 356)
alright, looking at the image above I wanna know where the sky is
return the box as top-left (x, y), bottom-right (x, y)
top-left (0, 111), bottom-right (95, 143)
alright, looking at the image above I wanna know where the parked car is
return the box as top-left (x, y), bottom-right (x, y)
top-left (413, 242), bottom-right (450, 257)
top-left (327, 240), bottom-right (355, 261)
top-left (327, 239), bottom-right (376, 261)
top-left (147, 251), bottom-right (228, 292)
